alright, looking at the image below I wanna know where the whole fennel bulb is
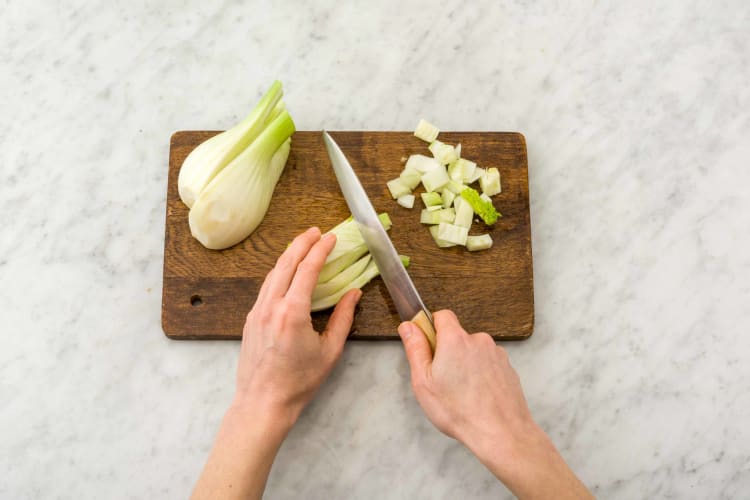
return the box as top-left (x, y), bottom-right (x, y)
top-left (188, 108), bottom-right (295, 250)
top-left (177, 81), bottom-right (296, 250)
top-left (178, 81), bottom-right (286, 209)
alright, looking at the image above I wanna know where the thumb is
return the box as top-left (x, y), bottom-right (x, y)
top-left (398, 321), bottom-right (432, 382)
top-left (323, 288), bottom-right (362, 353)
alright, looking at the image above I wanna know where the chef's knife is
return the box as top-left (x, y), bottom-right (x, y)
top-left (322, 131), bottom-right (437, 352)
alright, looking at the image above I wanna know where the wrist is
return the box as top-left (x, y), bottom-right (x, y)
top-left (461, 419), bottom-right (553, 481)
top-left (464, 421), bottom-right (588, 499)
top-left (227, 395), bottom-right (299, 441)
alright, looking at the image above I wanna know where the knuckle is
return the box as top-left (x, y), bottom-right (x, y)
top-left (275, 254), bottom-right (293, 271)
top-left (296, 259), bottom-right (317, 275)
top-left (495, 344), bottom-right (509, 359)
top-left (246, 309), bottom-right (256, 322)
top-left (438, 309), bottom-right (457, 320)
top-left (277, 302), bottom-right (294, 317)
top-left (435, 329), bottom-right (455, 346)
top-left (434, 309), bottom-right (464, 334)
top-left (433, 309), bottom-right (453, 322)
top-left (475, 332), bottom-right (495, 345)
top-left (257, 307), bottom-right (275, 324)
top-left (292, 231), bottom-right (309, 245)
top-left (411, 376), bottom-right (425, 393)
top-left (286, 294), bottom-right (309, 311)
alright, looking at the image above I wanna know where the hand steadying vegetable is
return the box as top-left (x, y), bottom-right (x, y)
top-left (398, 311), bottom-right (593, 500)
top-left (191, 227), bottom-right (361, 500)
top-left (192, 228), bottom-right (591, 500)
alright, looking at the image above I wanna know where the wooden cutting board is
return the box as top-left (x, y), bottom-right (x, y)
top-left (162, 131), bottom-right (533, 340)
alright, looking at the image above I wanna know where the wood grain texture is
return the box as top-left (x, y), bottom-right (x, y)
top-left (162, 131), bottom-right (534, 340)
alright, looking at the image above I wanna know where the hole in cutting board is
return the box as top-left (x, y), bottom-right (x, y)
top-left (190, 295), bottom-right (203, 307)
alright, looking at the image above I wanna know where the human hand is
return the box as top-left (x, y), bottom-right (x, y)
top-left (398, 310), bottom-right (536, 454)
top-left (234, 226), bottom-right (361, 429)
top-left (194, 228), bottom-right (361, 500)
top-left (398, 310), bottom-right (592, 499)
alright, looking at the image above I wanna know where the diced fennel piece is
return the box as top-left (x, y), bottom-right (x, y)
top-left (421, 166), bottom-right (450, 193)
top-left (178, 81), bottom-right (285, 208)
top-left (448, 158), bottom-right (476, 183)
top-left (406, 154), bottom-right (441, 173)
top-left (444, 180), bottom-right (467, 195)
top-left (437, 222), bottom-right (469, 246)
top-left (453, 194), bottom-right (474, 228)
top-left (421, 209), bottom-right (438, 223)
top-left (466, 234), bottom-right (493, 251)
top-left (447, 160), bottom-right (463, 182)
top-left (468, 166), bottom-right (485, 184)
top-left (311, 255), bottom-right (410, 311)
top-left (378, 212), bottom-right (393, 229)
top-left (480, 167), bottom-right (502, 196)
top-left (420, 208), bottom-right (455, 224)
top-left (426, 205), bottom-right (443, 212)
top-left (312, 254), bottom-right (372, 301)
top-left (387, 178), bottom-right (412, 199)
top-left (441, 189), bottom-right (456, 209)
top-left (454, 195), bottom-right (464, 211)
top-left (421, 192), bottom-right (442, 207)
top-left (414, 119), bottom-right (440, 142)
top-left (188, 110), bottom-right (295, 250)
top-left (455, 143), bottom-right (462, 159)
top-left (460, 188), bottom-right (500, 225)
top-left (319, 213), bottom-right (391, 282)
top-left (429, 140), bottom-right (459, 165)
top-left (480, 193), bottom-right (492, 204)
top-left (429, 225), bottom-right (457, 248)
top-left (456, 158), bottom-right (477, 183)
top-left (399, 166), bottom-right (422, 190)
top-left (397, 194), bottom-right (415, 209)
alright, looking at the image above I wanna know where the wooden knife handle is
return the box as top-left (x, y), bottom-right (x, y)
top-left (411, 310), bottom-right (437, 354)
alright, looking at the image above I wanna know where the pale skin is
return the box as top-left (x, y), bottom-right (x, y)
top-left (192, 227), bottom-right (592, 500)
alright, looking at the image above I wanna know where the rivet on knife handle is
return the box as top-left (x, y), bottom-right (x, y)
top-left (411, 310), bottom-right (437, 353)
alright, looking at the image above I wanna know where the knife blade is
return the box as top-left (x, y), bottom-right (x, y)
top-left (322, 131), bottom-right (436, 351)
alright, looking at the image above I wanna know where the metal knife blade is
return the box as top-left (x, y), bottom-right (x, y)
top-left (322, 131), bottom-right (433, 326)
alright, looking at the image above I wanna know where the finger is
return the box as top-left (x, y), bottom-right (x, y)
top-left (432, 309), bottom-right (467, 348)
top-left (322, 288), bottom-right (362, 354)
top-left (397, 321), bottom-right (432, 383)
top-left (433, 309), bottom-right (463, 331)
top-left (262, 227), bottom-right (321, 299)
top-left (286, 232), bottom-right (337, 300)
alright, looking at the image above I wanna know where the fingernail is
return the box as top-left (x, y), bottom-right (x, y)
top-left (355, 289), bottom-right (363, 301)
top-left (323, 232), bottom-right (336, 242)
top-left (308, 226), bottom-right (321, 236)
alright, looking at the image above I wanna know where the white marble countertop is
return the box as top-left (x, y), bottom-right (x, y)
top-left (2, 1), bottom-right (749, 498)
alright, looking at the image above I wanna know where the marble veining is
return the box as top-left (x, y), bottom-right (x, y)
top-left (2, 0), bottom-right (749, 498)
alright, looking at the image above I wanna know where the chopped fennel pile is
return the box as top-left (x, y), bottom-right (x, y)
top-left (390, 119), bottom-right (502, 251)
top-left (178, 81), bottom-right (296, 250)
top-left (311, 213), bottom-right (410, 311)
